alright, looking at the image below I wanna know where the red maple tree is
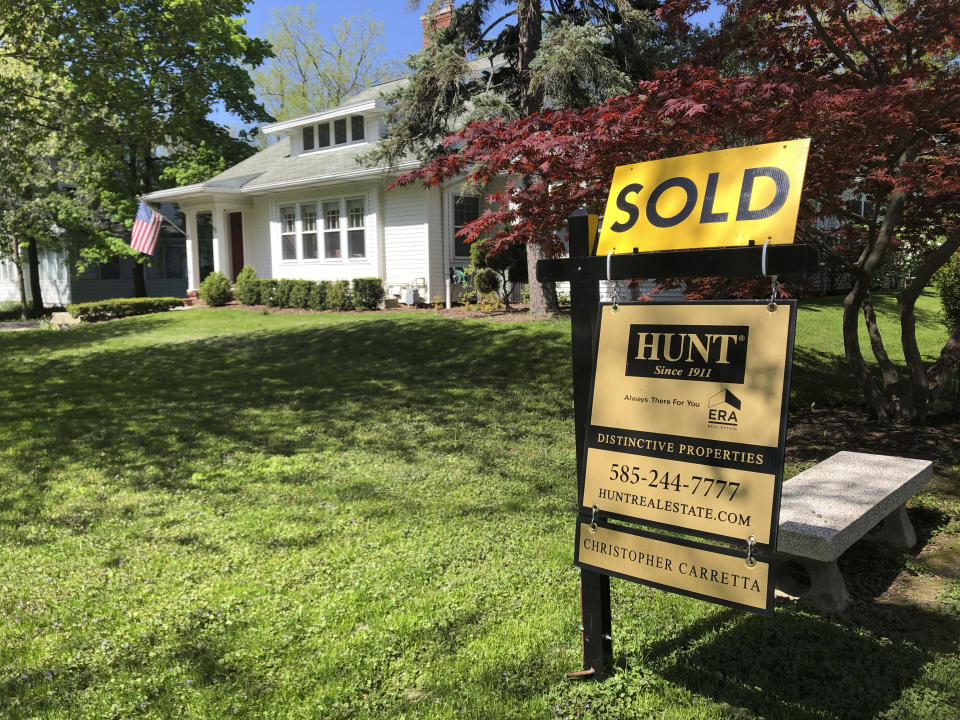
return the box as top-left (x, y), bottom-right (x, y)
top-left (397, 0), bottom-right (960, 423)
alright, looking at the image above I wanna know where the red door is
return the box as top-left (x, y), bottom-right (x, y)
top-left (229, 212), bottom-right (244, 280)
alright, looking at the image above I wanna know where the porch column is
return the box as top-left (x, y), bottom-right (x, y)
top-left (210, 204), bottom-right (230, 277)
top-left (184, 209), bottom-right (202, 293)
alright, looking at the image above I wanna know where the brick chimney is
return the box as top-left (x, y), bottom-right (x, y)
top-left (421, 2), bottom-right (454, 47)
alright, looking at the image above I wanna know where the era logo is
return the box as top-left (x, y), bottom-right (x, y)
top-left (708, 389), bottom-right (741, 429)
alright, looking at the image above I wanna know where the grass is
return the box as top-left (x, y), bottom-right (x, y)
top-left (0, 296), bottom-right (956, 719)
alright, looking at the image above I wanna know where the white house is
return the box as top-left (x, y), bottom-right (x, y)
top-left (142, 70), bottom-right (504, 307)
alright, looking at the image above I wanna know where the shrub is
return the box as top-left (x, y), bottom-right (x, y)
top-left (326, 279), bottom-right (353, 311)
top-left (235, 265), bottom-right (260, 305)
top-left (352, 278), bottom-right (384, 310)
top-left (66, 297), bottom-right (183, 322)
top-left (935, 252), bottom-right (960, 330)
top-left (258, 279), bottom-right (279, 307)
top-left (309, 281), bottom-right (330, 311)
top-left (275, 279), bottom-right (295, 308)
top-left (288, 280), bottom-right (314, 309)
top-left (198, 271), bottom-right (233, 306)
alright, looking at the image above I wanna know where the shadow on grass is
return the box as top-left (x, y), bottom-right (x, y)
top-left (651, 601), bottom-right (960, 720)
top-left (0, 317), bottom-right (573, 529)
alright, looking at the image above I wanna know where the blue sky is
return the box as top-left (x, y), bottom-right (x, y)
top-left (215, 1), bottom-right (720, 128)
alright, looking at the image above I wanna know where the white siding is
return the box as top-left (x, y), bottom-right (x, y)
top-left (241, 198), bottom-right (272, 278)
top-left (0, 250), bottom-right (71, 306)
top-left (382, 184), bottom-right (429, 294)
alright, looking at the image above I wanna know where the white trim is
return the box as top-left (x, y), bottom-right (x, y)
top-left (261, 99), bottom-right (386, 135)
top-left (243, 162), bottom-right (418, 193)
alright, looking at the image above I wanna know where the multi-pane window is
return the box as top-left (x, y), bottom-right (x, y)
top-left (351, 115), bottom-right (365, 142)
top-left (346, 198), bottom-right (365, 258)
top-left (323, 201), bottom-right (341, 258)
top-left (301, 203), bottom-right (319, 259)
top-left (280, 206), bottom-right (297, 260)
top-left (454, 196), bottom-right (481, 258)
top-left (334, 118), bottom-right (347, 144)
top-left (302, 115), bottom-right (367, 153)
top-left (318, 123), bottom-right (331, 148)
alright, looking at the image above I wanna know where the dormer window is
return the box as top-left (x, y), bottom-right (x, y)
top-left (351, 115), bottom-right (365, 141)
top-left (334, 118), bottom-right (347, 144)
top-left (299, 115), bottom-right (367, 154)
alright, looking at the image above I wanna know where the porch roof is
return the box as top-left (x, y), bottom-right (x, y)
top-left (143, 137), bottom-right (419, 205)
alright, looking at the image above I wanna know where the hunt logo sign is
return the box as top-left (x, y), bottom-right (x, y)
top-left (574, 301), bottom-right (796, 614)
top-left (625, 324), bottom-right (749, 384)
top-left (596, 139), bottom-right (810, 255)
top-left (581, 301), bottom-right (795, 548)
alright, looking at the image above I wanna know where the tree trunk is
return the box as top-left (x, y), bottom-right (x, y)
top-left (526, 240), bottom-right (558, 316)
top-left (26, 239), bottom-right (44, 318)
top-left (132, 259), bottom-right (147, 297)
top-left (516, 0), bottom-right (558, 317)
top-left (11, 235), bottom-right (28, 320)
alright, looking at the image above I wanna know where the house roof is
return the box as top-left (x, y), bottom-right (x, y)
top-left (144, 134), bottom-right (419, 204)
top-left (143, 60), bottom-right (499, 205)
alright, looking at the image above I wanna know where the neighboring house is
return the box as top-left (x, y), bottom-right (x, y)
top-left (0, 207), bottom-right (188, 307)
top-left (142, 68), bottom-right (506, 307)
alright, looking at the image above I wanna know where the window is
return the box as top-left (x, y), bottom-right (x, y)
top-left (280, 206), bottom-right (297, 260)
top-left (454, 196), bottom-right (480, 258)
top-left (301, 203), bottom-right (319, 259)
top-left (351, 115), bottom-right (365, 142)
top-left (302, 125), bottom-right (315, 151)
top-left (318, 123), bottom-right (331, 148)
top-left (323, 201), bottom-right (341, 258)
top-left (346, 198), bottom-right (365, 258)
top-left (334, 118), bottom-right (347, 144)
top-left (164, 246), bottom-right (185, 279)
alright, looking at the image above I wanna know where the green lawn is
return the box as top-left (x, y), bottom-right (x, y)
top-left (0, 298), bottom-right (956, 719)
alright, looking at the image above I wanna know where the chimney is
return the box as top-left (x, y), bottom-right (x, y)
top-left (421, 2), bottom-right (454, 48)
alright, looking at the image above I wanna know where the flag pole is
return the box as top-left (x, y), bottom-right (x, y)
top-left (139, 197), bottom-right (187, 237)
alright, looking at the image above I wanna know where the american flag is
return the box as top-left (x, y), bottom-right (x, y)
top-left (130, 200), bottom-right (162, 255)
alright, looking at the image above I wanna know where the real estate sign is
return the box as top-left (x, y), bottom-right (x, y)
top-left (574, 301), bottom-right (797, 614)
top-left (596, 139), bottom-right (810, 255)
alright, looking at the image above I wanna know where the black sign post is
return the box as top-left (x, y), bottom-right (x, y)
top-left (540, 210), bottom-right (818, 680)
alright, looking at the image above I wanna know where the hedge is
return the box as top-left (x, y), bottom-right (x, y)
top-left (232, 276), bottom-right (384, 312)
top-left (66, 297), bottom-right (183, 322)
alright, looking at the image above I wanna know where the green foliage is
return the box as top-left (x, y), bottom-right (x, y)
top-left (935, 252), bottom-right (960, 330)
top-left (258, 278), bottom-right (279, 307)
top-left (309, 280), bottom-right (330, 310)
top-left (198, 271), bottom-right (233, 307)
top-left (274, 278), bottom-right (295, 308)
top-left (251, 8), bottom-right (401, 121)
top-left (287, 279), bottom-right (314, 309)
top-left (234, 265), bottom-right (260, 306)
top-left (65, 297), bottom-right (182, 321)
top-left (466, 238), bottom-right (527, 307)
top-left (473, 267), bottom-right (501, 295)
top-left (326, 279), bottom-right (353, 311)
top-left (352, 277), bottom-right (385, 310)
top-left (0, 1), bottom-right (273, 288)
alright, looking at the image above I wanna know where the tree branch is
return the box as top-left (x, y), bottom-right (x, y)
top-left (803, 2), bottom-right (871, 80)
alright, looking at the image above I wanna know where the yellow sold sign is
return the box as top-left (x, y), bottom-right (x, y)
top-left (596, 139), bottom-right (810, 255)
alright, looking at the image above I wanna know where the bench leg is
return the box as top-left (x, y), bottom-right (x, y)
top-left (870, 503), bottom-right (917, 549)
top-left (776, 557), bottom-right (852, 613)
top-left (804, 559), bottom-right (853, 613)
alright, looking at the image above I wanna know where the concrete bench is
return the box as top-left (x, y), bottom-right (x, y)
top-left (774, 451), bottom-right (933, 613)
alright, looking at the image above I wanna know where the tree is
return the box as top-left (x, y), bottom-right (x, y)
top-left (252, 6), bottom-right (401, 121)
top-left (374, 0), bottom-right (692, 317)
top-left (400, 0), bottom-right (960, 422)
top-left (0, 1), bottom-right (272, 297)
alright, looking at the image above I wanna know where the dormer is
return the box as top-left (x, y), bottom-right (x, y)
top-left (261, 97), bottom-right (391, 157)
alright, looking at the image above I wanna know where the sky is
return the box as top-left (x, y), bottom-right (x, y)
top-left (213, 1), bottom-right (720, 129)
